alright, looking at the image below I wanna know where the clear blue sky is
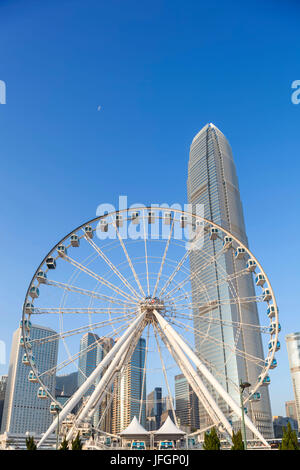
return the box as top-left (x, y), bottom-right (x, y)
top-left (0, 0), bottom-right (299, 416)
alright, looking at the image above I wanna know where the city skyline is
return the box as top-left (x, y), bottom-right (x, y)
top-left (0, 0), bottom-right (299, 422)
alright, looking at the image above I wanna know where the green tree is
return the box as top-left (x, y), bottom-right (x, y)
top-left (203, 427), bottom-right (221, 450)
top-left (279, 422), bottom-right (299, 450)
top-left (59, 436), bottom-right (69, 450)
top-left (231, 429), bottom-right (244, 450)
top-left (71, 433), bottom-right (83, 450)
top-left (25, 436), bottom-right (37, 450)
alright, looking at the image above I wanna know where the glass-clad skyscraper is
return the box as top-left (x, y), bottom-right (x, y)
top-left (1, 323), bottom-right (58, 434)
top-left (187, 123), bottom-right (273, 438)
top-left (112, 337), bottom-right (146, 433)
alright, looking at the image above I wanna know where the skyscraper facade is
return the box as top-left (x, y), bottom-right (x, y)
top-left (187, 123), bottom-right (273, 437)
top-left (0, 375), bottom-right (8, 429)
top-left (286, 332), bottom-right (300, 429)
top-left (1, 323), bottom-right (58, 434)
top-left (112, 337), bottom-right (146, 433)
top-left (93, 337), bottom-right (114, 432)
top-left (175, 374), bottom-right (199, 431)
top-left (146, 387), bottom-right (162, 430)
top-left (77, 332), bottom-right (100, 395)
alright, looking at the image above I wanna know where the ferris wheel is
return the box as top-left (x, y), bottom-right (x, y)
top-left (20, 207), bottom-right (279, 448)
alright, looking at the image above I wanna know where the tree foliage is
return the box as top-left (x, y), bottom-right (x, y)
top-left (59, 436), bottom-right (69, 450)
top-left (25, 436), bottom-right (37, 450)
top-left (231, 429), bottom-right (244, 450)
top-left (71, 433), bottom-right (83, 450)
top-left (279, 422), bottom-right (299, 450)
top-left (203, 427), bottom-right (221, 450)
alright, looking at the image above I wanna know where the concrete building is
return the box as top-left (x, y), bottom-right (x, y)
top-left (1, 323), bottom-right (58, 434)
top-left (187, 123), bottom-right (273, 437)
top-left (285, 400), bottom-right (298, 422)
top-left (0, 376), bottom-right (8, 429)
top-left (112, 338), bottom-right (146, 433)
top-left (286, 332), bottom-right (300, 429)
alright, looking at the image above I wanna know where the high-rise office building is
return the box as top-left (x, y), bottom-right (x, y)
top-left (0, 375), bottom-right (8, 429)
top-left (286, 332), bottom-right (300, 429)
top-left (112, 338), bottom-right (146, 433)
top-left (187, 123), bottom-right (273, 437)
top-left (1, 323), bottom-right (58, 434)
top-left (78, 332), bottom-right (100, 395)
top-left (175, 374), bottom-right (199, 431)
top-left (93, 337), bottom-right (114, 432)
top-left (285, 400), bottom-right (298, 422)
top-left (146, 387), bottom-right (162, 430)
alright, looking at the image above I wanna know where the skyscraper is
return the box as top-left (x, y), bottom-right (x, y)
top-left (175, 374), bottom-right (199, 431)
top-left (1, 323), bottom-right (58, 434)
top-left (0, 375), bottom-right (8, 429)
top-left (187, 123), bottom-right (273, 437)
top-left (93, 337), bottom-right (114, 432)
top-left (77, 332), bottom-right (100, 395)
top-left (112, 337), bottom-right (146, 433)
top-left (286, 332), bottom-right (300, 429)
top-left (146, 387), bottom-right (162, 430)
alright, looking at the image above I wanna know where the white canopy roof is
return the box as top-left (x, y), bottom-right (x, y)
top-left (154, 416), bottom-right (186, 436)
top-left (119, 416), bottom-right (150, 437)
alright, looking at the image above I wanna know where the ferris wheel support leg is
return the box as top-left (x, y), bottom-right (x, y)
top-left (37, 313), bottom-right (145, 449)
top-left (155, 322), bottom-right (233, 442)
top-left (67, 321), bottom-right (145, 440)
top-left (154, 310), bottom-right (270, 448)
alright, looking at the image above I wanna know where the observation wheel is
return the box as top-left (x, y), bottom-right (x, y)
top-left (20, 207), bottom-right (279, 446)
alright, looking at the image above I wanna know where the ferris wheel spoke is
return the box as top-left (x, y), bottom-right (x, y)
top-left (30, 307), bottom-right (137, 315)
top-left (46, 279), bottom-right (139, 307)
top-left (152, 219), bottom-right (174, 298)
top-left (82, 233), bottom-right (141, 300)
top-left (170, 317), bottom-right (265, 367)
top-left (142, 212), bottom-right (150, 297)
top-left (167, 295), bottom-right (264, 312)
top-left (59, 253), bottom-right (138, 303)
top-left (167, 311), bottom-right (268, 334)
top-left (152, 323), bottom-right (178, 425)
top-left (111, 217), bottom-right (145, 297)
top-left (29, 314), bottom-right (134, 345)
top-left (38, 321), bottom-right (130, 378)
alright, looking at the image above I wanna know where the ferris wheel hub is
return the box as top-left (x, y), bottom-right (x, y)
top-left (140, 296), bottom-right (165, 321)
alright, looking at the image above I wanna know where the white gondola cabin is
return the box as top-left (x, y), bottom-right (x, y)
top-left (36, 271), bottom-right (47, 283)
top-left (180, 215), bottom-right (187, 228)
top-left (263, 288), bottom-right (272, 302)
top-left (50, 402), bottom-right (60, 414)
top-left (57, 245), bottom-right (67, 257)
top-left (269, 322), bottom-right (281, 335)
top-left (20, 319), bottom-right (32, 330)
top-left (223, 236), bottom-right (232, 249)
top-left (249, 392), bottom-right (261, 402)
top-left (37, 387), bottom-right (47, 399)
top-left (268, 339), bottom-right (280, 351)
top-left (163, 212), bottom-right (172, 225)
top-left (210, 228), bottom-right (218, 240)
top-left (28, 370), bottom-right (38, 383)
top-left (246, 259), bottom-right (257, 272)
top-left (148, 211), bottom-right (155, 224)
top-left (29, 286), bottom-right (39, 299)
top-left (116, 214), bottom-right (123, 227)
top-left (235, 247), bottom-right (246, 259)
top-left (267, 305), bottom-right (277, 319)
top-left (46, 257), bottom-right (56, 269)
top-left (22, 354), bottom-right (30, 365)
top-left (24, 303), bottom-right (34, 314)
top-left (255, 273), bottom-right (266, 287)
top-left (84, 225), bottom-right (93, 238)
top-left (265, 357), bottom-right (277, 369)
top-left (100, 219), bottom-right (108, 232)
top-left (130, 212), bottom-right (140, 224)
top-left (20, 336), bottom-right (31, 348)
top-left (70, 234), bottom-right (80, 247)
top-left (259, 374), bottom-right (271, 386)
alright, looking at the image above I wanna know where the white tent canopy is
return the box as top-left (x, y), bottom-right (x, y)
top-left (119, 416), bottom-right (150, 438)
top-left (154, 416), bottom-right (186, 440)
